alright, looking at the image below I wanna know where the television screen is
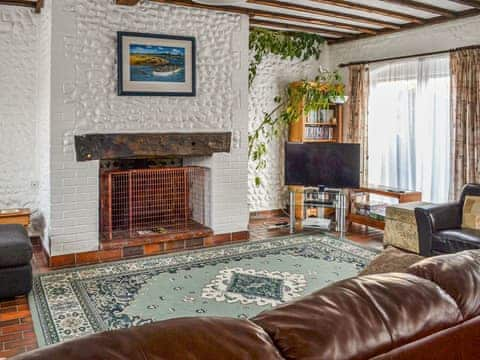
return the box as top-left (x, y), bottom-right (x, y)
top-left (285, 143), bottom-right (360, 188)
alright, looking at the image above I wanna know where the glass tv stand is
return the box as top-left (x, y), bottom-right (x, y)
top-left (289, 187), bottom-right (347, 238)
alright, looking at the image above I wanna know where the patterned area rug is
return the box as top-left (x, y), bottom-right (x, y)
top-left (30, 234), bottom-right (377, 346)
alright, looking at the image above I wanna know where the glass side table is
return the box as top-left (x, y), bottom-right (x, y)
top-left (289, 188), bottom-right (347, 238)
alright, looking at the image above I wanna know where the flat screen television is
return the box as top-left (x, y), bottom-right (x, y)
top-left (285, 142), bottom-right (360, 188)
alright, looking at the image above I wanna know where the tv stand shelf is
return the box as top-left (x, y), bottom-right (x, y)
top-left (348, 186), bottom-right (422, 230)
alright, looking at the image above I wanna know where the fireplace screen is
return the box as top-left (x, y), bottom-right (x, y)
top-left (100, 166), bottom-right (206, 240)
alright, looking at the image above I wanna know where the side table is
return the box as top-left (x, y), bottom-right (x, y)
top-left (0, 208), bottom-right (31, 227)
top-left (384, 202), bottom-right (432, 254)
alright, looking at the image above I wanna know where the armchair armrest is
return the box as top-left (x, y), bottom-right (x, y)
top-left (415, 203), bottom-right (462, 256)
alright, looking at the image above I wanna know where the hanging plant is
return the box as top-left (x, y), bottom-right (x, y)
top-left (248, 70), bottom-right (345, 186)
top-left (249, 28), bottom-right (326, 87)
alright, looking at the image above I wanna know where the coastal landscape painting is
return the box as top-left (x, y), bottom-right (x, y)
top-left (118, 32), bottom-right (196, 96)
top-left (129, 44), bottom-right (186, 83)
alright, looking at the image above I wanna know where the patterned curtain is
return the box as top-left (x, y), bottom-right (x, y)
top-left (451, 48), bottom-right (480, 199)
top-left (344, 64), bottom-right (369, 186)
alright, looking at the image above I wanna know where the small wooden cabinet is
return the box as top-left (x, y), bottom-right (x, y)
top-left (0, 209), bottom-right (31, 227)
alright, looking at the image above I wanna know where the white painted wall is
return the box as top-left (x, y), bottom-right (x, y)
top-left (47, 0), bottom-right (250, 255)
top-left (0, 5), bottom-right (51, 240)
top-left (330, 15), bottom-right (480, 77)
top-left (36, 1), bottom-right (52, 250)
top-left (248, 49), bottom-right (330, 212)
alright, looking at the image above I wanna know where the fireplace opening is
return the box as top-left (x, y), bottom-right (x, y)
top-left (99, 159), bottom-right (210, 242)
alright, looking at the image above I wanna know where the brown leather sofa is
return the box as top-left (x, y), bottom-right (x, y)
top-left (13, 250), bottom-right (480, 360)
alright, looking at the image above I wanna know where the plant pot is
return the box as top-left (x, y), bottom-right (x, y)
top-left (330, 96), bottom-right (348, 104)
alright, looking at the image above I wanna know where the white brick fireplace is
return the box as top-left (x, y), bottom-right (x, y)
top-left (42, 0), bottom-right (250, 256)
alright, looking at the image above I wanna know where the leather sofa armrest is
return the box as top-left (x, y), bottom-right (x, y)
top-left (415, 203), bottom-right (462, 256)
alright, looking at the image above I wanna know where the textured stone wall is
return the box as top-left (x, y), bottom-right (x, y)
top-left (0, 6), bottom-right (49, 224)
top-left (48, 0), bottom-right (249, 255)
top-left (36, 0), bottom-right (52, 248)
top-left (248, 50), bottom-right (329, 212)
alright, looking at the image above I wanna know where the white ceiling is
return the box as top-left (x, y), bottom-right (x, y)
top-left (232, 0), bottom-right (480, 42)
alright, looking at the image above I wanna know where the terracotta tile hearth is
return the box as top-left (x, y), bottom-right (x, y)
top-left (46, 230), bottom-right (250, 269)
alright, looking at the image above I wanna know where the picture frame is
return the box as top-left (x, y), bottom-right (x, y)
top-left (117, 31), bottom-right (196, 96)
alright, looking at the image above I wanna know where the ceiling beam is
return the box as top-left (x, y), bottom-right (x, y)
top-left (250, 19), bottom-right (350, 38)
top-left (379, 0), bottom-right (457, 18)
top-left (116, 0), bottom-right (140, 5)
top-left (331, 8), bottom-right (480, 44)
top-left (247, 0), bottom-right (400, 29)
top-left (447, 0), bottom-right (480, 8)
top-left (35, 0), bottom-right (42, 13)
top-left (150, 0), bottom-right (377, 34)
top-left (308, 0), bottom-right (425, 24)
top-left (250, 11), bottom-right (376, 34)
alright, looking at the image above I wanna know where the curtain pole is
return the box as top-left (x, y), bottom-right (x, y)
top-left (338, 44), bottom-right (480, 68)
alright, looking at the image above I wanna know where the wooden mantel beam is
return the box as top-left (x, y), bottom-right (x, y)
top-left (0, 0), bottom-right (43, 13)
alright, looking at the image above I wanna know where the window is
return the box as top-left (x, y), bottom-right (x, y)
top-left (368, 55), bottom-right (451, 203)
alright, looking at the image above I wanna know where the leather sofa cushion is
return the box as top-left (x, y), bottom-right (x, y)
top-left (372, 316), bottom-right (480, 360)
top-left (0, 225), bottom-right (32, 268)
top-left (13, 317), bottom-right (284, 360)
top-left (252, 273), bottom-right (462, 360)
top-left (432, 228), bottom-right (480, 254)
top-left (407, 250), bottom-right (480, 320)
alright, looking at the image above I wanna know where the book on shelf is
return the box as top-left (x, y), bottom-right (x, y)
top-left (306, 109), bottom-right (336, 124)
top-left (304, 126), bottom-right (334, 140)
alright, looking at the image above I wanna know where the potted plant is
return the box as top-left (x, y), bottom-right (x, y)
top-left (249, 70), bottom-right (346, 185)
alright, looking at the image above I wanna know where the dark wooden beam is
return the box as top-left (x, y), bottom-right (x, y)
top-left (0, 0), bottom-right (37, 11)
top-left (250, 11), bottom-right (375, 34)
top-left (308, 0), bottom-right (425, 24)
top-left (447, 0), bottom-right (480, 9)
top-left (247, 0), bottom-right (400, 29)
top-left (116, 0), bottom-right (140, 5)
top-left (379, 0), bottom-right (457, 18)
top-left (151, 0), bottom-right (376, 34)
top-left (331, 8), bottom-right (480, 44)
top-left (75, 133), bottom-right (232, 161)
top-left (250, 19), bottom-right (347, 39)
top-left (35, 0), bottom-right (43, 13)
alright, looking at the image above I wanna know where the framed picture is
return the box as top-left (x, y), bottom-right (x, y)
top-left (117, 32), bottom-right (196, 96)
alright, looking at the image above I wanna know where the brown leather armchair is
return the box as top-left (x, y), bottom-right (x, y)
top-left (415, 183), bottom-right (480, 256)
top-left (12, 250), bottom-right (480, 360)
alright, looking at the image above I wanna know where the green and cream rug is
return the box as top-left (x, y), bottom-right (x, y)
top-left (30, 234), bottom-right (377, 346)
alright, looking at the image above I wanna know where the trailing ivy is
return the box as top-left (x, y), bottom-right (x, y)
top-left (249, 28), bottom-right (326, 87)
top-left (248, 71), bottom-right (345, 186)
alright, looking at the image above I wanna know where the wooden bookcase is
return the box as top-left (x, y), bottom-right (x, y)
top-left (288, 83), bottom-right (344, 144)
top-left (288, 81), bottom-right (344, 220)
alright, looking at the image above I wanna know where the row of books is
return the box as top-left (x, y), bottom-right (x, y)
top-left (304, 126), bottom-right (335, 140)
top-left (306, 109), bottom-right (336, 124)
